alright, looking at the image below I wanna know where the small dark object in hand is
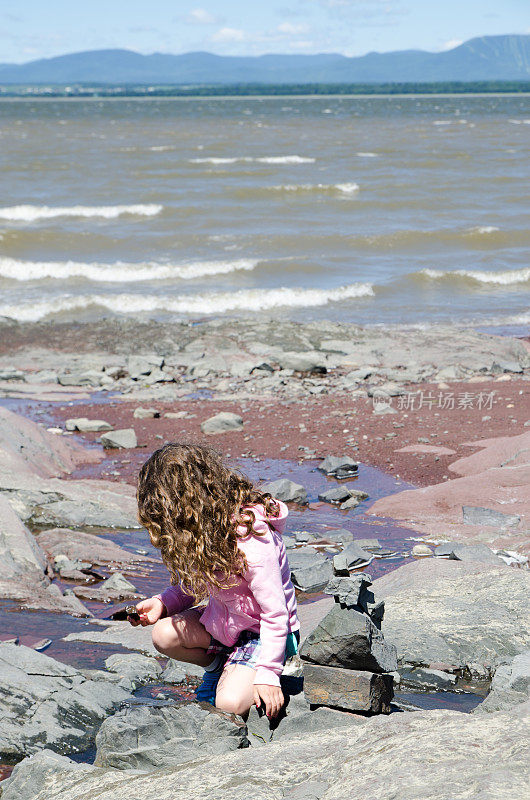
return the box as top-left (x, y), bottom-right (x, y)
top-left (125, 605), bottom-right (140, 622)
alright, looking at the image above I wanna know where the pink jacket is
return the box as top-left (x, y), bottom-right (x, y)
top-left (157, 500), bottom-right (299, 686)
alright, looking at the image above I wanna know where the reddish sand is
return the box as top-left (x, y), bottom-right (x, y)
top-left (47, 377), bottom-right (529, 489)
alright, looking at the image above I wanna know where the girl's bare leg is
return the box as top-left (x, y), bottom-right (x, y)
top-left (151, 608), bottom-right (213, 667)
top-left (215, 664), bottom-right (256, 716)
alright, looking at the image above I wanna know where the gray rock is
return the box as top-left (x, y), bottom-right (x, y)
top-left (319, 528), bottom-right (355, 543)
top-left (73, 571), bottom-right (143, 602)
top-left (291, 560), bottom-right (333, 593)
top-left (57, 370), bottom-right (102, 386)
top-left (63, 620), bottom-right (161, 657)
top-left (300, 604), bottom-right (398, 673)
top-left (303, 664), bottom-right (393, 713)
top-left (0, 496), bottom-right (90, 615)
top-left (100, 428), bottom-right (137, 449)
top-left (339, 542), bottom-right (373, 569)
top-left (261, 478), bottom-right (308, 504)
top-left (104, 653), bottom-right (162, 687)
top-left (474, 651), bottom-right (530, 713)
top-left (400, 667), bottom-right (458, 691)
top-left (277, 351), bottom-right (326, 372)
top-left (94, 703), bottom-right (248, 770)
top-left (318, 486), bottom-right (357, 504)
top-left (355, 539), bottom-right (381, 552)
top-left (462, 506), bottom-right (521, 529)
top-left (0, 643), bottom-right (132, 759)
top-left (3, 705), bottom-right (530, 800)
top-left (37, 528), bottom-right (152, 565)
top-left (324, 574), bottom-right (372, 608)
top-left (449, 544), bottom-right (506, 566)
top-left (491, 360), bottom-right (523, 374)
top-left (0, 750), bottom-right (100, 800)
top-left (65, 417), bottom-right (113, 432)
top-left (373, 558), bottom-right (530, 669)
top-left (200, 412), bottom-right (244, 434)
top-left (317, 456), bottom-right (359, 478)
top-left (160, 658), bottom-right (204, 683)
top-left (433, 541), bottom-right (462, 557)
top-left (128, 354), bottom-right (164, 379)
top-left (133, 407), bottom-right (160, 419)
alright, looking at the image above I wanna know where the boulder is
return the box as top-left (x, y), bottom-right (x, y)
top-left (104, 653), bottom-right (162, 687)
top-left (100, 429), bottom-right (137, 449)
top-left (462, 506), bottom-right (521, 529)
top-left (127, 355), bottom-right (164, 379)
top-left (411, 544), bottom-right (433, 557)
top-left (319, 486), bottom-right (359, 504)
top-left (372, 559), bottom-right (530, 669)
top-left (260, 479), bottom-right (307, 504)
top-left (37, 528), bottom-right (153, 565)
top-left (300, 604), bottom-right (397, 673)
top-left (289, 548), bottom-right (333, 593)
top-left (65, 418), bottom-right (113, 432)
top-left (0, 497), bottom-right (90, 615)
top-left (133, 407), bottom-right (160, 419)
top-left (200, 412), bottom-right (244, 434)
top-left (317, 456), bottom-right (359, 478)
top-left (73, 572), bottom-right (143, 603)
top-left (303, 664), bottom-right (393, 713)
top-left (160, 658), bottom-right (204, 683)
top-left (474, 651), bottom-right (530, 713)
top-left (277, 352), bottom-right (326, 372)
top-left (6, 699), bottom-right (528, 800)
top-left (94, 703), bottom-right (248, 770)
top-left (334, 542), bottom-right (373, 571)
top-left (449, 543), bottom-right (505, 566)
top-left (0, 643), bottom-right (132, 759)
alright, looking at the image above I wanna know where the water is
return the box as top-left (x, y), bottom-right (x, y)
top-left (0, 94), bottom-right (528, 328)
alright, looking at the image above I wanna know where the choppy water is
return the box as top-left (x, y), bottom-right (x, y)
top-left (0, 94), bottom-right (529, 328)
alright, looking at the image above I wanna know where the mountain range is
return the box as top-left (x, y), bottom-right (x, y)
top-left (0, 35), bottom-right (529, 85)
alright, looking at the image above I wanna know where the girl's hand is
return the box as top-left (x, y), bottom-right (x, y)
top-left (129, 596), bottom-right (165, 627)
top-left (253, 684), bottom-right (284, 718)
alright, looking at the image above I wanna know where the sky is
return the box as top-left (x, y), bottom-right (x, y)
top-left (0, 1), bottom-right (528, 64)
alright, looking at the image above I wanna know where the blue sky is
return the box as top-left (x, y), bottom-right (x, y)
top-left (1, 1), bottom-right (528, 63)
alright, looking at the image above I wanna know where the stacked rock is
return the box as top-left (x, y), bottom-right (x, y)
top-left (300, 573), bottom-right (396, 714)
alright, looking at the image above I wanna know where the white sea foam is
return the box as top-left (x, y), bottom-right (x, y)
top-left (420, 267), bottom-right (530, 286)
top-left (466, 226), bottom-right (500, 234)
top-left (149, 145), bottom-right (176, 152)
top-left (0, 257), bottom-right (258, 283)
top-left (0, 282), bottom-right (374, 322)
top-left (356, 152), bottom-right (378, 158)
top-left (0, 204), bottom-right (163, 222)
top-left (189, 155), bottom-right (315, 165)
top-left (274, 183), bottom-right (359, 195)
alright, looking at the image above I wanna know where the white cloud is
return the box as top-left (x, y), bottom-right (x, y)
top-left (211, 27), bottom-right (246, 43)
top-left (441, 38), bottom-right (464, 51)
top-left (277, 22), bottom-right (309, 35)
top-left (187, 8), bottom-right (216, 25)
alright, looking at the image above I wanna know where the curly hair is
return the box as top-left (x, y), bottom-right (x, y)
top-left (137, 442), bottom-right (280, 602)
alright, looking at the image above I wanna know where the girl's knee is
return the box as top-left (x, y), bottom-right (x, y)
top-left (215, 691), bottom-right (252, 717)
top-left (151, 618), bottom-right (182, 654)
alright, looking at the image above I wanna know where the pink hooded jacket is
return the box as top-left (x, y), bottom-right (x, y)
top-left (156, 500), bottom-right (299, 686)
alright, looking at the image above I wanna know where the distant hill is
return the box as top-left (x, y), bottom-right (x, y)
top-left (0, 35), bottom-right (529, 85)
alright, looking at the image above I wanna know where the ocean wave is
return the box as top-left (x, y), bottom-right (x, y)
top-left (465, 226), bottom-right (500, 234)
top-left (189, 155), bottom-right (315, 165)
top-left (356, 152), bottom-right (378, 158)
top-left (418, 267), bottom-right (530, 286)
top-left (149, 145), bottom-right (176, 152)
top-left (0, 257), bottom-right (258, 283)
top-left (0, 204), bottom-right (163, 222)
top-left (273, 183), bottom-right (359, 196)
top-left (0, 282), bottom-right (374, 322)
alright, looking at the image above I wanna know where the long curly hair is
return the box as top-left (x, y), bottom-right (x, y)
top-left (137, 442), bottom-right (280, 601)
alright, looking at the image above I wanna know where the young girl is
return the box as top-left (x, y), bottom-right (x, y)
top-left (131, 442), bottom-right (300, 719)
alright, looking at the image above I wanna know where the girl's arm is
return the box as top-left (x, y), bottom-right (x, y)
top-left (155, 584), bottom-right (196, 617)
top-left (241, 534), bottom-right (289, 686)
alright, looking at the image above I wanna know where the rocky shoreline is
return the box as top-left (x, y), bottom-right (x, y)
top-left (0, 316), bottom-right (529, 799)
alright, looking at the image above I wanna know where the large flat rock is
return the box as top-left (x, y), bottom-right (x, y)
top-left (0, 643), bottom-right (132, 760)
top-left (4, 702), bottom-right (529, 800)
top-left (372, 559), bottom-right (530, 669)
